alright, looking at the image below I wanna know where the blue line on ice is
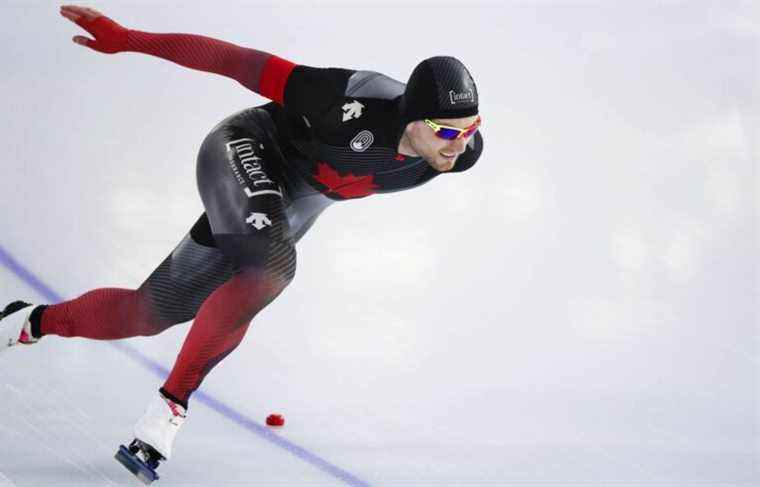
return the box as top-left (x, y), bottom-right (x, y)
top-left (0, 244), bottom-right (371, 487)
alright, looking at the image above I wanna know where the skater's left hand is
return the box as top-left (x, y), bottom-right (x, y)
top-left (59, 5), bottom-right (129, 54)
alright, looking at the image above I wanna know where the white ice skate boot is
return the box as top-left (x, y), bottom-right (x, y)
top-left (115, 390), bottom-right (187, 484)
top-left (134, 391), bottom-right (187, 461)
top-left (0, 301), bottom-right (39, 351)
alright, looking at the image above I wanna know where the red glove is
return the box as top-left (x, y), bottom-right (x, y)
top-left (60, 5), bottom-right (128, 54)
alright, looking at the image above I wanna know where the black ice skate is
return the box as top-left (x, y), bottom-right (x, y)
top-left (115, 439), bottom-right (163, 485)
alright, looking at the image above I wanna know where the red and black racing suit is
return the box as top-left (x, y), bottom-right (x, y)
top-left (32, 24), bottom-right (484, 407)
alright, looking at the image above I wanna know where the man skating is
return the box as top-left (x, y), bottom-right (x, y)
top-left (0, 5), bottom-right (483, 483)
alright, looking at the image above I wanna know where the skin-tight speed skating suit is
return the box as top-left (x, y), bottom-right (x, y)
top-left (29, 22), bottom-right (484, 408)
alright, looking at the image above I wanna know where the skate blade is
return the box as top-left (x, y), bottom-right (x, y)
top-left (115, 445), bottom-right (160, 485)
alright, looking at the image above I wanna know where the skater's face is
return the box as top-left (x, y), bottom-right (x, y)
top-left (404, 115), bottom-right (480, 172)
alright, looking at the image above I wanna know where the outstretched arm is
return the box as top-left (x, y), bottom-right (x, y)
top-left (59, 5), bottom-right (295, 103)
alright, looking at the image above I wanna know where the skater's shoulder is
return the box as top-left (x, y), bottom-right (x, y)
top-left (345, 70), bottom-right (405, 100)
top-left (285, 66), bottom-right (404, 101)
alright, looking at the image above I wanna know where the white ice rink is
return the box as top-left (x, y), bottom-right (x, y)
top-left (1, 1), bottom-right (758, 486)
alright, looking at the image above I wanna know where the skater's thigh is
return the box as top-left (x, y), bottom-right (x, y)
top-left (196, 108), bottom-right (296, 281)
top-left (138, 214), bottom-right (236, 326)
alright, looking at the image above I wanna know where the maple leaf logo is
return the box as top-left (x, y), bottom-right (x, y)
top-left (313, 162), bottom-right (378, 199)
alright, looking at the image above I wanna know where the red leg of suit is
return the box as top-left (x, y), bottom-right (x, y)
top-left (161, 267), bottom-right (287, 406)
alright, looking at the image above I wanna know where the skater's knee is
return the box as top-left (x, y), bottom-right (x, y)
top-left (264, 240), bottom-right (297, 289)
top-left (131, 288), bottom-right (178, 336)
top-left (235, 253), bottom-right (296, 309)
top-left (136, 320), bottom-right (170, 337)
top-left (244, 255), bottom-right (296, 296)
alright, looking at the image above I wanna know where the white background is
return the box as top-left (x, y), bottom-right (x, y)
top-left (0, 1), bottom-right (757, 486)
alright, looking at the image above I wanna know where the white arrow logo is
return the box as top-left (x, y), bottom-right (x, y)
top-left (342, 100), bottom-right (365, 122)
top-left (245, 212), bottom-right (272, 230)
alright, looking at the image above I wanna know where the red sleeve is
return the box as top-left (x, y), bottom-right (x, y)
top-left (124, 30), bottom-right (296, 103)
top-left (258, 56), bottom-right (297, 105)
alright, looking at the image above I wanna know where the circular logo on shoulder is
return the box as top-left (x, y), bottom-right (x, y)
top-left (350, 130), bottom-right (374, 152)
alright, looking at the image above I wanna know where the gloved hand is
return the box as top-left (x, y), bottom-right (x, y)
top-left (59, 5), bottom-right (129, 54)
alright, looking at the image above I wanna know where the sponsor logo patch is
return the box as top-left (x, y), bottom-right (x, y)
top-left (225, 138), bottom-right (283, 199)
top-left (342, 100), bottom-right (365, 122)
top-left (246, 212), bottom-right (272, 230)
top-left (448, 89), bottom-right (475, 105)
top-left (350, 130), bottom-right (374, 152)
